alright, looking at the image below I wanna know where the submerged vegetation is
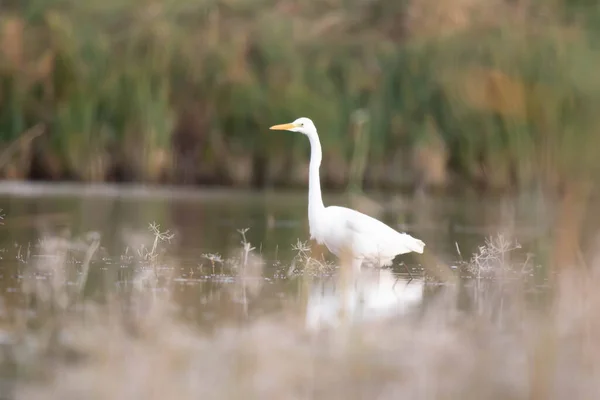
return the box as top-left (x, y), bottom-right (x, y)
top-left (0, 0), bottom-right (600, 191)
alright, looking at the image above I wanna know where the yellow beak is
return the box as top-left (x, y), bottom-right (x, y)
top-left (269, 122), bottom-right (297, 131)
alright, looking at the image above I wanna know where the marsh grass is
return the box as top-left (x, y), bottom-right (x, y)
top-left (2, 1), bottom-right (600, 191)
top-left (0, 219), bottom-right (597, 399)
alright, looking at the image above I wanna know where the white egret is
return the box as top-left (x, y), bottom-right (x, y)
top-left (270, 117), bottom-right (425, 276)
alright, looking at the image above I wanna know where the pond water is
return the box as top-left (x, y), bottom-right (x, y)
top-left (2, 182), bottom-right (600, 399)
top-left (0, 182), bottom-right (557, 327)
top-left (0, 182), bottom-right (555, 258)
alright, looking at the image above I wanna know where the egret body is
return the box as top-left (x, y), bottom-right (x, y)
top-left (270, 117), bottom-right (425, 274)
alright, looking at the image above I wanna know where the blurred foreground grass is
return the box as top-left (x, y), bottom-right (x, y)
top-left (1, 0), bottom-right (600, 192)
top-left (0, 218), bottom-right (599, 399)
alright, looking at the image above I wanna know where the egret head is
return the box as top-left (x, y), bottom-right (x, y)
top-left (269, 117), bottom-right (316, 135)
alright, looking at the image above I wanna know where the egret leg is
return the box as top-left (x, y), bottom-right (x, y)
top-left (401, 261), bottom-right (414, 280)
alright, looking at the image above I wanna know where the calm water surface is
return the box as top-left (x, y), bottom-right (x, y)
top-left (3, 182), bottom-right (600, 400)
top-left (0, 182), bottom-right (559, 329)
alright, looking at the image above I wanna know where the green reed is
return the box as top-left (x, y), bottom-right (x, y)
top-left (0, 0), bottom-right (600, 190)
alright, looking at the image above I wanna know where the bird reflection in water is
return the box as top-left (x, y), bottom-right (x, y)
top-left (304, 267), bottom-right (424, 331)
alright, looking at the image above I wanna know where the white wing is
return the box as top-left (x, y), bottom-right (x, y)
top-left (323, 206), bottom-right (425, 263)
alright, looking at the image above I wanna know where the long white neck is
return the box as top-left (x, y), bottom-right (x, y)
top-left (307, 131), bottom-right (325, 238)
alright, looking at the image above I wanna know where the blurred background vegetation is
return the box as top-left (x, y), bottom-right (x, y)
top-left (0, 0), bottom-right (599, 195)
top-left (3, 4), bottom-right (600, 396)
